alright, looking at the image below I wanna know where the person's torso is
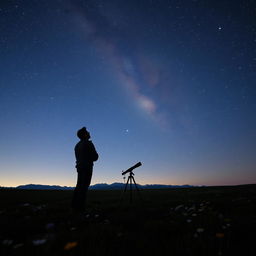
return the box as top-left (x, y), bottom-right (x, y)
top-left (75, 140), bottom-right (96, 168)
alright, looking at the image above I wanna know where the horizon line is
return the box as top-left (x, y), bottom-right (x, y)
top-left (1, 183), bottom-right (256, 189)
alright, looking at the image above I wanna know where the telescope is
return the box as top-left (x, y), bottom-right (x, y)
top-left (122, 162), bottom-right (142, 175)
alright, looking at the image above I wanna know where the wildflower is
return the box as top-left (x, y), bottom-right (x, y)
top-left (187, 206), bottom-right (195, 212)
top-left (13, 243), bottom-right (24, 249)
top-left (192, 213), bottom-right (197, 217)
top-left (2, 240), bottom-right (13, 246)
top-left (175, 205), bottom-right (183, 211)
top-left (64, 241), bottom-right (78, 250)
top-left (216, 233), bottom-right (224, 238)
top-left (94, 214), bottom-right (99, 218)
top-left (45, 223), bottom-right (55, 230)
top-left (186, 219), bottom-right (192, 223)
top-left (104, 219), bottom-right (110, 224)
top-left (193, 233), bottom-right (198, 238)
top-left (218, 213), bottom-right (224, 219)
top-left (196, 228), bottom-right (204, 233)
top-left (46, 233), bottom-right (56, 241)
top-left (32, 239), bottom-right (47, 246)
top-left (117, 232), bottom-right (123, 237)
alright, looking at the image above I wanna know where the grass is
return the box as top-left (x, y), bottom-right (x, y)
top-left (0, 185), bottom-right (256, 255)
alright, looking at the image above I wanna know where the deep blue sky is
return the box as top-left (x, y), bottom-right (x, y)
top-left (0, 0), bottom-right (255, 187)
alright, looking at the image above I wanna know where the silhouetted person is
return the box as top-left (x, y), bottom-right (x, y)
top-left (72, 127), bottom-right (98, 212)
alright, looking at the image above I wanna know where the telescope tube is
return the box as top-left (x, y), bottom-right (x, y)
top-left (122, 162), bottom-right (142, 175)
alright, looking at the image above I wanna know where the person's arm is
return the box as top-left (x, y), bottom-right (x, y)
top-left (89, 141), bottom-right (99, 161)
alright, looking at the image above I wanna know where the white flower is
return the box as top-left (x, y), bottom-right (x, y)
top-left (187, 219), bottom-right (192, 223)
top-left (104, 219), bottom-right (110, 224)
top-left (196, 228), bottom-right (204, 233)
top-left (2, 240), bottom-right (13, 246)
top-left (14, 243), bottom-right (24, 249)
top-left (32, 239), bottom-right (47, 246)
top-left (175, 205), bottom-right (184, 211)
top-left (187, 206), bottom-right (195, 212)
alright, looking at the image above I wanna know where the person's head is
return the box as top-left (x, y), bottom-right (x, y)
top-left (77, 127), bottom-right (90, 140)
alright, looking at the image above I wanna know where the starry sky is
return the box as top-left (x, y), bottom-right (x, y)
top-left (0, 0), bottom-right (256, 187)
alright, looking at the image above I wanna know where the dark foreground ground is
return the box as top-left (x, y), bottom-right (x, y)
top-left (0, 185), bottom-right (256, 256)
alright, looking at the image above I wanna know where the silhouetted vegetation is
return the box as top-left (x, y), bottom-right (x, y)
top-left (0, 185), bottom-right (255, 255)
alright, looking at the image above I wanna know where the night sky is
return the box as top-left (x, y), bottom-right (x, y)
top-left (1, 0), bottom-right (256, 187)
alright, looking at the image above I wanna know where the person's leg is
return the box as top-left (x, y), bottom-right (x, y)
top-left (72, 171), bottom-right (86, 211)
top-left (82, 168), bottom-right (93, 209)
top-left (72, 168), bottom-right (93, 211)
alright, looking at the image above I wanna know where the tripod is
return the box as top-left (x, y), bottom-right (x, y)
top-left (121, 171), bottom-right (142, 203)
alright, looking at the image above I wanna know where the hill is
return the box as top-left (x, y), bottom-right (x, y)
top-left (15, 183), bottom-right (194, 190)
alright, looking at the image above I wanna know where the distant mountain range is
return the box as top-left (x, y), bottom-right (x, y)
top-left (15, 183), bottom-right (194, 190)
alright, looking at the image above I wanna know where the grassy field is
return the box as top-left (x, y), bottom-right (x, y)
top-left (0, 185), bottom-right (256, 256)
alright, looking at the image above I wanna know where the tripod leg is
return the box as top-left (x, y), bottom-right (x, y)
top-left (124, 177), bottom-right (130, 193)
top-left (131, 176), bottom-right (143, 201)
top-left (130, 175), bottom-right (132, 203)
top-left (120, 176), bottom-right (131, 204)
